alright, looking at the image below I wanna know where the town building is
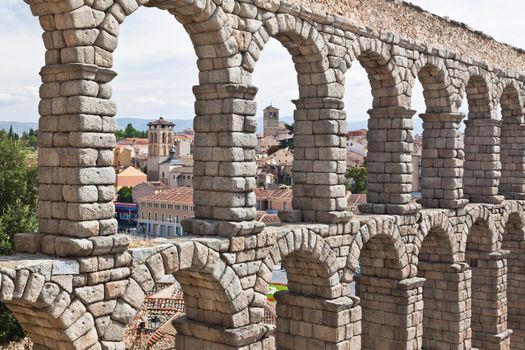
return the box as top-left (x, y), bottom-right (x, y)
top-left (113, 145), bottom-right (134, 168)
top-left (347, 129), bottom-right (368, 157)
top-left (166, 166), bottom-right (193, 188)
top-left (132, 181), bottom-right (170, 202)
top-left (137, 187), bottom-right (194, 237)
top-left (254, 188), bottom-right (293, 213)
top-left (114, 202), bottom-right (138, 226)
top-left (147, 117), bottom-right (175, 181)
top-left (117, 137), bottom-right (149, 156)
top-left (115, 166), bottom-right (147, 190)
top-left (173, 134), bottom-right (193, 157)
top-left (263, 105), bottom-right (281, 138)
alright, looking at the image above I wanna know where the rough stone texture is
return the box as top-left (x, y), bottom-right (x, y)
top-left (7, 0), bottom-right (525, 348)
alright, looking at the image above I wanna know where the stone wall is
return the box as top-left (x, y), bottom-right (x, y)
top-left (4, 0), bottom-right (525, 348)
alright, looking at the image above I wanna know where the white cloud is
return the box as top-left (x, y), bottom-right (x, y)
top-left (0, 1), bottom-right (524, 125)
top-left (0, 87), bottom-right (38, 107)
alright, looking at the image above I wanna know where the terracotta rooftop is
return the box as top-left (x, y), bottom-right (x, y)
top-left (117, 138), bottom-right (148, 145)
top-left (174, 135), bottom-right (194, 140)
top-left (254, 188), bottom-right (293, 201)
top-left (139, 187), bottom-right (193, 204)
top-left (138, 181), bottom-right (170, 190)
top-left (257, 213), bottom-right (281, 225)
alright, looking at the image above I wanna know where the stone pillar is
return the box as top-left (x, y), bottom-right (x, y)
top-left (186, 83), bottom-right (263, 236)
top-left (290, 97), bottom-right (351, 224)
top-left (504, 225), bottom-right (525, 348)
top-left (360, 106), bottom-right (421, 215)
top-left (18, 63), bottom-right (123, 257)
top-left (419, 261), bottom-right (472, 349)
top-left (470, 251), bottom-right (512, 350)
top-left (499, 115), bottom-right (525, 199)
top-left (418, 113), bottom-right (469, 209)
top-left (463, 118), bottom-right (504, 204)
top-left (274, 291), bottom-right (361, 349)
top-left (357, 275), bottom-right (424, 349)
top-left (174, 317), bottom-right (275, 350)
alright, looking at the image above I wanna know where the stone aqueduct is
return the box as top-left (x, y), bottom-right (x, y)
top-left (4, 0), bottom-right (525, 349)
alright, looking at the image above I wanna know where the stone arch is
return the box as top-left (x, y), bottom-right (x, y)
top-left (410, 55), bottom-right (457, 113)
top-left (258, 228), bottom-right (342, 299)
top-left (462, 205), bottom-right (508, 348)
top-left (415, 211), bottom-right (470, 349)
top-left (253, 13), bottom-right (334, 98)
top-left (256, 228), bottom-right (350, 349)
top-left (500, 202), bottom-right (525, 347)
top-left (130, 242), bottom-right (249, 329)
top-left (0, 268), bottom-right (99, 349)
top-left (345, 218), bottom-right (420, 349)
top-left (346, 38), bottom-right (404, 108)
top-left (345, 218), bottom-right (410, 281)
top-left (462, 68), bottom-right (495, 119)
top-left (461, 205), bottom-right (499, 254)
top-left (248, 13), bottom-right (348, 223)
top-left (344, 39), bottom-right (416, 213)
top-left (414, 210), bottom-right (458, 266)
top-left (463, 68), bottom-right (503, 203)
top-left (498, 80), bottom-right (525, 199)
top-left (500, 201), bottom-right (525, 238)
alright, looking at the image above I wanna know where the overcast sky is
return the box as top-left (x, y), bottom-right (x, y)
top-left (0, 0), bottom-right (524, 124)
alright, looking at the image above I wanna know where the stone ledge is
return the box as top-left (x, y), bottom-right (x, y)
top-left (0, 254), bottom-right (79, 277)
top-left (359, 202), bottom-right (421, 215)
top-left (182, 218), bottom-right (265, 237)
top-left (418, 198), bottom-right (469, 210)
top-left (15, 233), bottom-right (130, 257)
top-left (173, 316), bottom-right (275, 347)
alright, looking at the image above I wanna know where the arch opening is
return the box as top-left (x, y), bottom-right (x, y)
top-left (416, 225), bottom-right (467, 349)
top-left (353, 229), bottom-right (419, 349)
top-left (502, 212), bottom-right (525, 348)
top-left (463, 75), bottom-right (503, 203)
top-left (465, 218), bottom-right (505, 348)
top-left (345, 48), bottom-right (414, 211)
top-left (252, 16), bottom-right (347, 223)
top-left (499, 84), bottom-right (525, 199)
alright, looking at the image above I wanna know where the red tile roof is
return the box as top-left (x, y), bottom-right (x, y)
top-left (139, 181), bottom-right (170, 190)
top-left (140, 187), bottom-right (193, 204)
top-left (117, 138), bottom-right (149, 145)
top-left (257, 213), bottom-right (281, 225)
top-left (254, 188), bottom-right (293, 200)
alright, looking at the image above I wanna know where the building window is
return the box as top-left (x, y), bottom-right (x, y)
top-left (141, 212), bottom-right (144, 219)
top-left (168, 214), bottom-right (172, 222)
top-left (284, 202), bottom-right (289, 211)
top-left (148, 213), bottom-right (151, 220)
top-left (162, 214), bottom-right (165, 222)
top-left (155, 213), bottom-right (158, 221)
top-left (176, 215), bottom-right (179, 223)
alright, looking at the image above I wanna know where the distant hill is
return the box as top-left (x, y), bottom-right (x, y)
top-left (119, 117), bottom-right (376, 134)
top-left (117, 118), bottom-right (194, 132)
top-left (0, 116), bottom-right (423, 136)
top-left (0, 121), bottom-right (38, 135)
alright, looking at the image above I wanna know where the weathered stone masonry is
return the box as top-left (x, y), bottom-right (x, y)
top-left (4, 0), bottom-right (525, 349)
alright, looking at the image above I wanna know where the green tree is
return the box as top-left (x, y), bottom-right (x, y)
top-left (114, 123), bottom-right (147, 139)
top-left (117, 186), bottom-right (133, 203)
top-left (345, 166), bottom-right (368, 194)
top-left (0, 130), bottom-right (38, 342)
